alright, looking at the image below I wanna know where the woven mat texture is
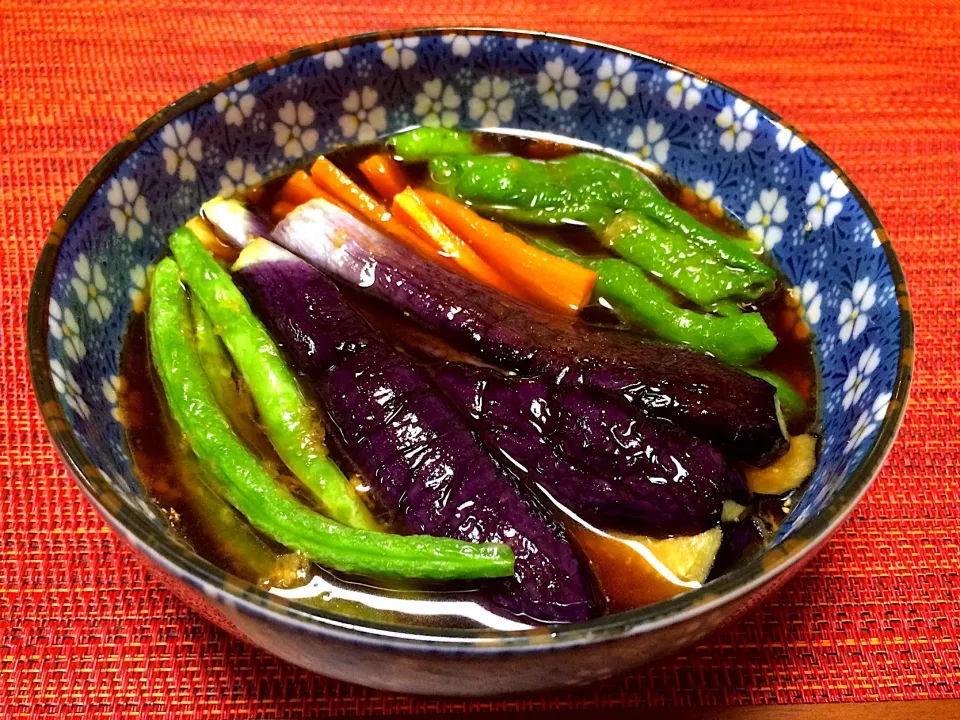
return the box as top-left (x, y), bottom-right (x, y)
top-left (2, 0), bottom-right (958, 716)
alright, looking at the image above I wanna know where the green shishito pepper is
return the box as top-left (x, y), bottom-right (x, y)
top-left (530, 236), bottom-right (776, 366)
top-left (388, 126), bottom-right (476, 161)
top-left (399, 133), bottom-right (777, 302)
top-left (170, 228), bottom-right (377, 531)
top-left (745, 368), bottom-right (806, 420)
top-left (177, 452), bottom-right (283, 582)
top-left (149, 257), bottom-right (514, 580)
top-left (191, 299), bottom-right (236, 413)
top-left (601, 213), bottom-right (770, 305)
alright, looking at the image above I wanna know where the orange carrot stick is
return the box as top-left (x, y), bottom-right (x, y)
top-left (309, 157), bottom-right (437, 259)
top-left (390, 188), bottom-right (522, 297)
top-left (270, 200), bottom-right (298, 223)
top-left (357, 154), bottom-right (411, 200)
top-left (279, 170), bottom-right (337, 207)
top-left (416, 190), bottom-right (597, 314)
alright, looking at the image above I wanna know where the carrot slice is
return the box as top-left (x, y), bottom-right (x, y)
top-left (271, 200), bottom-right (298, 222)
top-left (279, 170), bottom-right (337, 207)
top-left (416, 190), bottom-right (597, 314)
top-left (357, 154), bottom-right (411, 200)
top-left (308, 157), bottom-right (438, 259)
top-left (391, 188), bottom-right (522, 297)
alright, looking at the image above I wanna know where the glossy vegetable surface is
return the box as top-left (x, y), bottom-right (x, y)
top-left (171, 228), bottom-right (377, 530)
top-left (232, 241), bottom-right (594, 622)
top-left (273, 199), bottom-right (788, 464)
top-left (434, 363), bottom-right (749, 536)
top-left (531, 235), bottom-right (776, 365)
top-left (148, 256), bottom-right (515, 580)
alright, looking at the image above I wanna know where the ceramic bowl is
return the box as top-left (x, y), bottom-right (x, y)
top-left (28, 28), bottom-right (913, 695)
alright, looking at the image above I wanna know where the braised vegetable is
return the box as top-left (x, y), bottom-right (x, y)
top-left (200, 198), bottom-right (267, 251)
top-left (746, 369), bottom-right (806, 419)
top-left (309, 156), bottom-right (431, 255)
top-left (169, 228), bottom-right (377, 530)
top-left (185, 215), bottom-right (237, 261)
top-left (388, 126), bottom-right (475, 161)
top-left (148, 256), bottom-right (515, 580)
top-left (391, 188), bottom-right (520, 296)
top-left (708, 517), bottom-right (765, 580)
top-left (190, 299), bottom-right (235, 412)
top-left (601, 213), bottom-right (771, 304)
top-left (232, 240), bottom-right (593, 623)
top-left (178, 453), bottom-right (285, 582)
top-left (271, 200), bottom-right (297, 222)
top-left (428, 151), bottom-right (775, 284)
top-left (417, 190), bottom-right (597, 314)
top-left (744, 433), bottom-right (817, 495)
top-left (273, 199), bottom-right (788, 464)
top-left (278, 170), bottom-right (335, 207)
top-left (358, 153), bottom-right (411, 199)
top-left (434, 363), bottom-right (748, 536)
top-left (531, 235), bottom-right (775, 365)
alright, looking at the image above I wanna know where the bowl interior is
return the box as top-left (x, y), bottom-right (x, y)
top-left (32, 29), bottom-right (911, 635)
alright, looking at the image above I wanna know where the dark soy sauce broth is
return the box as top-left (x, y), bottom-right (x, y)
top-left (120, 129), bottom-right (819, 629)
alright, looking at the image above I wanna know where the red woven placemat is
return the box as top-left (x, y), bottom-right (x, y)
top-left (2, 0), bottom-right (958, 716)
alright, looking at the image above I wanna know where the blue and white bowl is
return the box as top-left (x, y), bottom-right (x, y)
top-left (28, 28), bottom-right (913, 695)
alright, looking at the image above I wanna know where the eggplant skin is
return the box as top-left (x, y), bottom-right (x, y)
top-left (234, 256), bottom-right (593, 623)
top-left (274, 200), bottom-right (787, 465)
top-left (434, 363), bottom-right (745, 537)
top-left (708, 517), bottom-right (765, 580)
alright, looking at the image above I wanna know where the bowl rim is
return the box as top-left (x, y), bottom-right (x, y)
top-left (27, 26), bottom-right (914, 654)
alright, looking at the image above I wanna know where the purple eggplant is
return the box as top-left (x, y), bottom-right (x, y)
top-left (272, 200), bottom-right (787, 465)
top-left (708, 517), bottom-right (765, 580)
top-left (201, 197), bottom-right (270, 249)
top-left (232, 241), bottom-right (593, 623)
top-left (434, 363), bottom-right (747, 537)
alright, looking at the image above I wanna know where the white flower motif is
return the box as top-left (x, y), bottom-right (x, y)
top-left (515, 37), bottom-right (533, 49)
top-left (872, 391), bottom-right (892, 423)
top-left (102, 375), bottom-right (124, 421)
top-left (219, 157), bottom-right (263, 198)
top-left (442, 33), bottom-right (482, 57)
top-left (837, 277), bottom-right (876, 343)
top-left (71, 254), bottom-right (112, 323)
top-left (378, 37), bottom-right (419, 69)
top-left (776, 126), bottom-right (805, 152)
top-left (413, 79), bottom-right (461, 128)
top-left (321, 48), bottom-right (347, 70)
top-left (49, 298), bottom-right (86, 363)
top-left (715, 99), bottom-right (758, 152)
top-left (339, 88), bottom-right (387, 143)
top-left (664, 70), bottom-right (707, 110)
top-left (692, 180), bottom-right (723, 217)
top-left (537, 57), bottom-right (580, 110)
top-left (129, 265), bottom-right (147, 313)
top-left (843, 344), bottom-right (880, 410)
top-left (805, 170), bottom-right (849, 230)
top-left (273, 101), bottom-right (320, 158)
top-left (798, 280), bottom-right (822, 325)
top-left (213, 80), bottom-right (255, 127)
top-left (51, 359), bottom-right (89, 419)
top-left (745, 189), bottom-right (789, 250)
top-left (626, 119), bottom-right (669, 168)
top-left (845, 410), bottom-right (876, 453)
top-left (161, 120), bottom-right (203, 181)
top-left (593, 55), bottom-right (637, 111)
top-left (106, 177), bottom-right (149, 242)
top-left (468, 77), bottom-right (514, 128)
